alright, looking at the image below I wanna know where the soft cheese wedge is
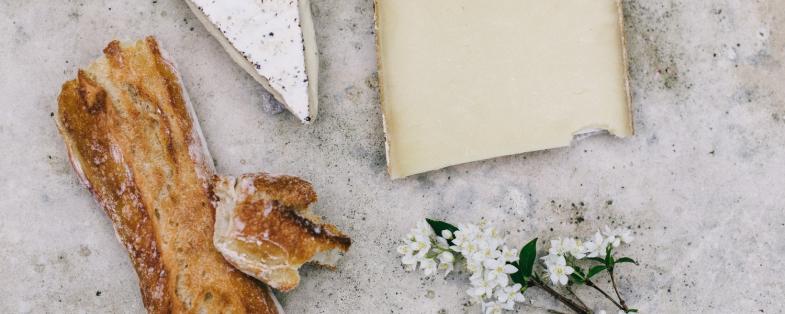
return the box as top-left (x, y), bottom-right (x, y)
top-left (375, 0), bottom-right (634, 178)
top-left (186, 0), bottom-right (319, 123)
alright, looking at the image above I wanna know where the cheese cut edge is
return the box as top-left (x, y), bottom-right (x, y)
top-left (616, 0), bottom-right (635, 135)
top-left (373, 0), bottom-right (396, 177)
top-left (374, 0), bottom-right (635, 179)
top-left (185, 0), bottom-right (319, 124)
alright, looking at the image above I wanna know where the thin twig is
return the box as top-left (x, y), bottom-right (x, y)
top-left (529, 278), bottom-right (590, 314)
top-left (609, 270), bottom-right (628, 309)
top-left (586, 280), bottom-right (625, 311)
top-left (566, 286), bottom-right (588, 309)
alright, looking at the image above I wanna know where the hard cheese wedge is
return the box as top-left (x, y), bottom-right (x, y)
top-left (187, 0), bottom-right (318, 123)
top-left (375, 0), bottom-right (634, 179)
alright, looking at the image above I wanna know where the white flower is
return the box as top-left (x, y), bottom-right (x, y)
top-left (451, 223), bottom-right (483, 257)
top-left (483, 258), bottom-right (518, 286)
top-left (468, 274), bottom-right (495, 299)
top-left (597, 311), bottom-right (607, 314)
top-left (603, 226), bottom-right (633, 248)
top-left (549, 237), bottom-right (585, 259)
top-left (409, 234), bottom-right (431, 258)
top-left (473, 244), bottom-right (502, 264)
top-left (401, 253), bottom-right (418, 268)
top-left (495, 283), bottom-right (525, 304)
top-left (466, 258), bottom-right (484, 274)
top-left (567, 238), bottom-right (587, 259)
top-left (396, 244), bottom-right (411, 255)
top-left (403, 219), bottom-right (533, 312)
top-left (438, 251), bottom-right (454, 264)
top-left (482, 301), bottom-right (505, 314)
top-left (437, 251), bottom-right (455, 275)
top-left (436, 236), bottom-right (450, 248)
top-left (540, 254), bottom-right (563, 268)
top-left (501, 301), bottom-right (515, 310)
top-left (583, 231), bottom-right (606, 258)
top-left (618, 229), bottom-right (634, 244)
top-left (453, 223), bottom-right (480, 247)
top-left (420, 258), bottom-right (437, 276)
top-left (501, 246), bottom-right (518, 263)
top-left (414, 220), bottom-right (434, 237)
top-left (545, 255), bottom-right (574, 286)
top-left (548, 238), bottom-right (571, 256)
top-left (458, 240), bottom-right (479, 257)
top-left (438, 260), bottom-right (454, 275)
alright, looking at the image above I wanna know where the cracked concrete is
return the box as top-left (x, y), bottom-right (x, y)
top-left (1, 0), bottom-right (784, 313)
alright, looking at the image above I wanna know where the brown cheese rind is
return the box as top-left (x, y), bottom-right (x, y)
top-left (56, 37), bottom-right (280, 314)
top-left (615, 0), bottom-right (635, 134)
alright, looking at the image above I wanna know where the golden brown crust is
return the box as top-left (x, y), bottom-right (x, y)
top-left (248, 174), bottom-right (318, 209)
top-left (212, 173), bottom-right (351, 292)
top-left (56, 37), bottom-right (280, 314)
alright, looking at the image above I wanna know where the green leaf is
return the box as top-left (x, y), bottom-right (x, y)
top-left (572, 265), bottom-right (585, 277)
top-left (518, 238), bottom-right (538, 280)
top-left (587, 257), bottom-right (606, 264)
top-left (605, 245), bottom-right (615, 268)
top-left (587, 265), bottom-right (607, 279)
top-left (627, 309), bottom-right (639, 312)
top-left (509, 261), bottom-right (525, 285)
top-left (568, 266), bottom-right (586, 284)
top-left (616, 257), bottom-right (639, 265)
top-left (425, 218), bottom-right (458, 242)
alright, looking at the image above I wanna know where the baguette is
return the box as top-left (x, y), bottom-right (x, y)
top-left (56, 37), bottom-right (282, 313)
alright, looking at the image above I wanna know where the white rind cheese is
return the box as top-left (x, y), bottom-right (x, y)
top-left (375, 0), bottom-right (634, 179)
top-left (186, 0), bottom-right (319, 123)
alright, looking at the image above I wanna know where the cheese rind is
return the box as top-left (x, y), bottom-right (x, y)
top-left (375, 0), bottom-right (633, 179)
top-left (187, 0), bottom-right (318, 123)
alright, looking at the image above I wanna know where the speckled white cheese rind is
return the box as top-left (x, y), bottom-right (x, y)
top-left (186, 0), bottom-right (318, 123)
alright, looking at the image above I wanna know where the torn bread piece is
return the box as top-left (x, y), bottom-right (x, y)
top-left (56, 37), bottom-right (282, 313)
top-left (212, 173), bottom-right (351, 292)
top-left (186, 0), bottom-right (319, 123)
top-left (375, 0), bottom-right (634, 178)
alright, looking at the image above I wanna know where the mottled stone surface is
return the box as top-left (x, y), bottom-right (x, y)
top-left (1, 1), bottom-right (783, 313)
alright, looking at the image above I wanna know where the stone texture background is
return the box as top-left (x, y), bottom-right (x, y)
top-left (1, 0), bottom-right (783, 313)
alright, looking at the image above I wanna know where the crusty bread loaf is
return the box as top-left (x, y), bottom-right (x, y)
top-left (212, 173), bottom-right (351, 292)
top-left (56, 37), bottom-right (282, 313)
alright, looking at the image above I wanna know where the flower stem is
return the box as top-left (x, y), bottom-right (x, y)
top-left (565, 286), bottom-right (588, 309)
top-left (529, 278), bottom-right (589, 314)
top-left (585, 280), bottom-right (626, 312)
top-left (609, 270), bottom-right (628, 309)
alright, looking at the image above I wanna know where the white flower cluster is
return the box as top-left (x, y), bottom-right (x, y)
top-left (399, 221), bottom-right (635, 314)
top-left (398, 221), bottom-right (525, 314)
top-left (451, 222), bottom-right (524, 313)
top-left (542, 226), bottom-right (634, 286)
top-left (397, 221), bottom-right (455, 276)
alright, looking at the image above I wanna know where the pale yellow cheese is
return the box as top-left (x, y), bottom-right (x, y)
top-left (375, 0), bottom-right (633, 179)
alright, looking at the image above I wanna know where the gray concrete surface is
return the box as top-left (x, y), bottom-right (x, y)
top-left (1, 0), bottom-right (784, 313)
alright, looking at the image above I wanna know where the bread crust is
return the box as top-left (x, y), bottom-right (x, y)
top-left (56, 37), bottom-right (281, 313)
top-left (212, 173), bottom-right (351, 292)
